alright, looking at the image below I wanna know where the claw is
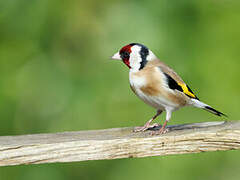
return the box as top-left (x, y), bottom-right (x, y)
top-left (150, 127), bottom-right (169, 135)
top-left (133, 110), bottom-right (163, 133)
top-left (150, 120), bottom-right (169, 135)
top-left (134, 123), bottom-right (160, 132)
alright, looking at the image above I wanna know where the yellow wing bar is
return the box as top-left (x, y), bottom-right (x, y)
top-left (162, 71), bottom-right (199, 100)
top-left (178, 82), bottom-right (197, 99)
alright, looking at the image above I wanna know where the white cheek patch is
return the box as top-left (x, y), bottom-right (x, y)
top-left (129, 46), bottom-right (142, 72)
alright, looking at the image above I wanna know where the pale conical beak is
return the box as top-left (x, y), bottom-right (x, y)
top-left (111, 52), bottom-right (121, 60)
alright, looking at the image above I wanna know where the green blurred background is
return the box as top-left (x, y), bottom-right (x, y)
top-left (0, 0), bottom-right (240, 179)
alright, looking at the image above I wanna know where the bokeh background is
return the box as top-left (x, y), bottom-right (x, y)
top-left (0, 0), bottom-right (240, 179)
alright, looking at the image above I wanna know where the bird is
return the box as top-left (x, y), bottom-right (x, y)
top-left (111, 43), bottom-right (226, 135)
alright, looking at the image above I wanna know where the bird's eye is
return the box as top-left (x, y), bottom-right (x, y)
top-left (121, 51), bottom-right (130, 59)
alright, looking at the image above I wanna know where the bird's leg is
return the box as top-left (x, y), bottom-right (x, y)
top-left (134, 110), bottom-right (162, 132)
top-left (151, 109), bottom-right (172, 135)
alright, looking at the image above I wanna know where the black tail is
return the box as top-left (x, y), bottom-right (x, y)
top-left (204, 106), bottom-right (227, 117)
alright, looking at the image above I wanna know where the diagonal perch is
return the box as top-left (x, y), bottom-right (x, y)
top-left (0, 120), bottom-right (240, 166)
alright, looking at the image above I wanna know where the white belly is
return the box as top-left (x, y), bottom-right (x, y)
top-left (134, 88), bottom-right (166, 110)
top-left (129, 72), bottom-right (178, 111)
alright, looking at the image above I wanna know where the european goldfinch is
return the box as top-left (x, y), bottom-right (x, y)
top-left (111, 43), bottom-right (226, 135)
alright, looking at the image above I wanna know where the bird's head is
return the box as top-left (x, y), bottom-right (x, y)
top-left (111, 43), bottom-right (157, 71)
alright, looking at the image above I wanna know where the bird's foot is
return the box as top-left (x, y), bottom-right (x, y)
top-left (134, 123), bottom-right (159, 132)
top-left (150, 127), bottom-right (169, 135)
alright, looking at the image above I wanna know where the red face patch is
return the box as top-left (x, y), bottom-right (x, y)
top-left (120, 44), bottom-right (132, 54)
top-left (119, 44), bottom-right (133, 68)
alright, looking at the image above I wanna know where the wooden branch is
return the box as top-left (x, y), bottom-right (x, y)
top-left (0, 120), bottom-right (240, 166)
